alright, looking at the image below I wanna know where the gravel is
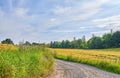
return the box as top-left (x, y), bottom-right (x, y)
top-left (47, 59), bottom-right (120, 78)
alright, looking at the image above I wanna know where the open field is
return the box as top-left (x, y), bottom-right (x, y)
top-left (49, 48), bottom-right (120, 74)
top-left (0, 44), bottom-right (54, 78)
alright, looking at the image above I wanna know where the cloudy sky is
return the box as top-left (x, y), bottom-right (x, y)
top-left (0, 0), bottom-right (120, 44)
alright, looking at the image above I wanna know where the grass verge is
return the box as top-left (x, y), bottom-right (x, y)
top-left (0, 45), bottom-right (54, 78)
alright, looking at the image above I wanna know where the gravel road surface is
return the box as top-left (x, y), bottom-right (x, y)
top-left (47, 59), bottom-right (120, 78)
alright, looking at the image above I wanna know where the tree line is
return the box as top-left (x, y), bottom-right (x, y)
top-left (50, 31), bottom-right (120, 49)
top-left (0, 39), bottom-right (48, 47)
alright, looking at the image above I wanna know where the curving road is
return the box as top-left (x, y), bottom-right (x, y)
top-left (47, 59), bottom-right (120, 78)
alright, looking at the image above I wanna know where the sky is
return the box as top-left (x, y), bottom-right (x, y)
top-left (0, 0), bottom-right (120, 44)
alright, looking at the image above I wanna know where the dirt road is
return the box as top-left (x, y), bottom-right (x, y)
top-left (48, 59), bottom-right (120, 78)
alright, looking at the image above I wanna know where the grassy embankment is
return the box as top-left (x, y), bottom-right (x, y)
top-left (50, 48), bottom-right (120, 74)
top-left (0, 44), bottom-right (54, 78)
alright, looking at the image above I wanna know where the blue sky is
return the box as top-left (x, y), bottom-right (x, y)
top-left (0, 0), bottom-right (120, 44)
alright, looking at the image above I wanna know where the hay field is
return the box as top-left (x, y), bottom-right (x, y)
top-left (50, 48), bottom-right (120, 74)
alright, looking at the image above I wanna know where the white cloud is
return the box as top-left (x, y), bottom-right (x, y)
top-left (90, 30), bottom-right (110, 34)
top-left (52, 6), bottom-right (72, 15)
top-left (50, 0), bottom-right (107, 27)
top-left (98, 0), bottom-right (110, 4)
top-left (93, 15), bottom-right (120, 23)
top-left (93, 15), bottom-right (120, 30)
top-left (70, 8), bottom-right (101, 21)
top-left (49, 28), bottom-right (86, 33)
top-left (50, 18), bottom-right (57, 22)
top-left (50, 30), bottom-right (74, 33)
top-left (97, 24), bottom-right (108, 28)
top-left (13, 8), bottom-right (29, 17)
top-left (79, 27), bottom-right (87, 29)
top-left (0, 15), bottom-right (41, 43)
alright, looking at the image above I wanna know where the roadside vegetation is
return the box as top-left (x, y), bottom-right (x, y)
top-left (0, 44), bottom-right (54, 78)
top-left (50, 48), bottom-right (120, 74)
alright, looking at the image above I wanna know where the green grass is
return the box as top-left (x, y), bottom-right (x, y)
top-left (79, 48), bottom-right (120, 52)
top-left (0, 46), bottom-right (54, 78)
top-left (100, 48), bottom-right (120, 52)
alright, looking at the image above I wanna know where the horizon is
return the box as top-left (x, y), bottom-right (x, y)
top-left (0, 29), bottom-right (116, 44)
top-left (0, 0), bottom-right (120, 44)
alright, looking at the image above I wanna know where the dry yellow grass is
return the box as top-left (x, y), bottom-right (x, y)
top-left (49, 48), bottom-right (120, 74)
top-left (0, 44), bottom-right (18, 51)
top-left (50, 48), bottom-right (120, 64)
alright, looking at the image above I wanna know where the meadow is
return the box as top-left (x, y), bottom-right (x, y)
top-left (50, 48), bottom-right (120, 74)
top-left (0, 44), bottom-right (54, 78)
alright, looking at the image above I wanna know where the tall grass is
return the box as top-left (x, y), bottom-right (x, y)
top-left (0, 45), bottom-right (54, 78)
top-left (50, 48), bottom-right (120, 74)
